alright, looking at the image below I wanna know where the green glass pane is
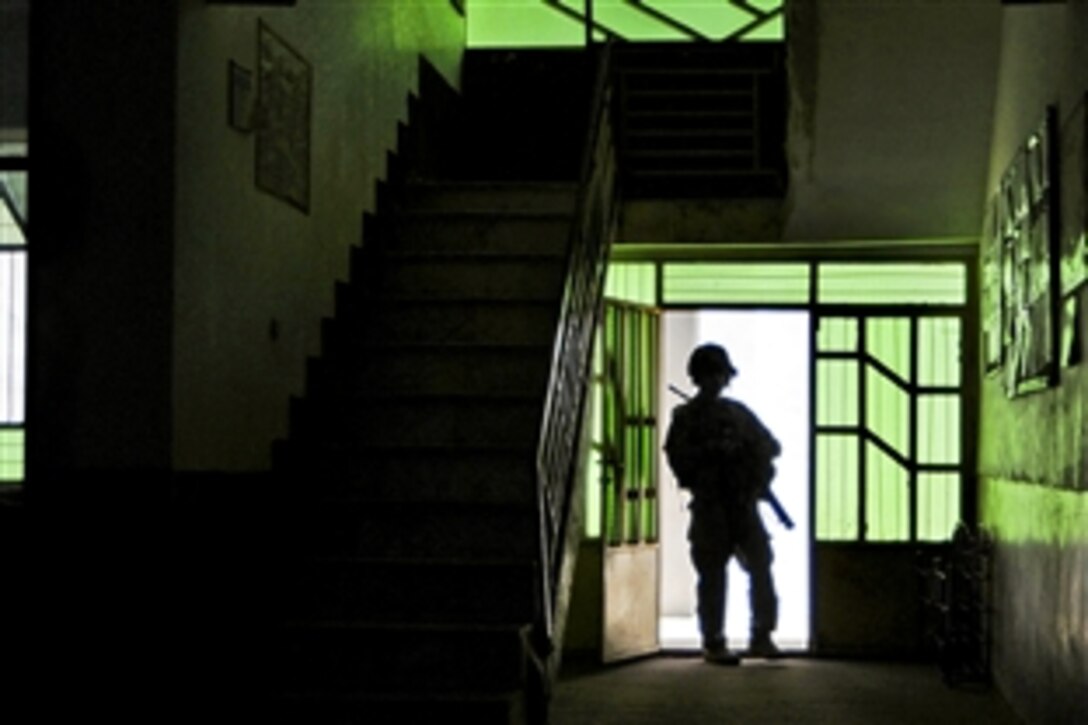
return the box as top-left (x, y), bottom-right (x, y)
top-left (0, 143), bottom-right (28, 158)
top-left (747, 0), bottom-right (784, 13)
top-left (605, 262), bottom-right (657, 308)
top-left (917, 473), bottom-right (961, 542)
top-left (662, 263), bottom-right (809, 304)
top-left (642, 0), bottom-right (756, 40)
top-left (818, 263), bottom-right (967, 305)
top-left (605, 474), bottom-right (620, 545)
top-left (918, 395), bottom-right (960, 465)
top-left (740, 12), bottom-right (784, 40)
top-left (593, 0), bottom-right (689, 41)
top-left (585, 450), bottom-right (602, 539)
top-left (865, 442), bottom-right (909, 541)
top-left (817, 360), bottom-right (857, 427)
top-left (816, 434), bottom-right (858, 540)
top-left (630, 428), bottom-right (639, 543)
top-left (641, 426), bottom-right (657, 541)
top-left (918, 317), bottom-right (961, 387)
top-left (585, 359), bottom-right (604, 539)
top-left (641, 314), bottom-right (654, 409)
top-left (468, 0), bottom-right (782, 46)
top-left (866, 318), bottom-right (910, 381)
top-left (817, 317), bottom-right (857, 352)
top-left (0, 428), bottom-right (25, 482)
top-left (1, 171), bottom-right (28, 246)
top-left (592, 323), bottom-right (603, 374)
top-left (866, 367), bottom-right (909, 456)
top-left (467, 0), bottom-right (585, 47)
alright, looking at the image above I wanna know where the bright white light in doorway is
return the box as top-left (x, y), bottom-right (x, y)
top-left (659, 310), bottom-right (811, 652)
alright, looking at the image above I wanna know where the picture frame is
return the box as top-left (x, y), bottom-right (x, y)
top-left (995, 107), bottom-right (1060, 397)
top-left (982, 193), bottom-right (1004, 373)
top-left (255, 19), bottom-right (312, 214)
top-left (1059, 93), bottom-right (1088, 296)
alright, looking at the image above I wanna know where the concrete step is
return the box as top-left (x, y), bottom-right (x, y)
top-left (275, 556), bottom-right (538, 625)
top-left (271, 442), bottom-right (537, 507)
top-left (306, 343), bottom-right (553, 399)
top-left (380, 212), bottom-right (571, 256)
top-left (288, 500), bottom-right (539, 559)
top-left (326, 299), bottom-right (560, 347)
top-left (269, 622), bottom-right (530, 696)
top-left (290, 396), bottom-right (543, 450)
top-left (398, 180), bottom-right (577, 215)
top-left (372, 252), bottom-right (566, 302)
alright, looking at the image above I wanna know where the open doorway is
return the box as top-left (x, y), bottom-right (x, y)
top-left (659, 309), bottom-right (811, 652)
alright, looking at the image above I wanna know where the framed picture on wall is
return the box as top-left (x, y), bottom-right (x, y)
top-left (982, 193), bottom-right (1003, 372)
top-left (1059, 93), bottom-right (1088, 296)
top-left (255, 19), bottom-right (312, 214)
top-left (996, 107), bottom-right (1060, 397)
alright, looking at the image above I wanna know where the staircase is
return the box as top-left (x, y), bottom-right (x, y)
top-left (267, 175), bottom-right (580, 723)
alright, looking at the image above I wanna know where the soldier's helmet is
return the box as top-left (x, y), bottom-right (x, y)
top-left (687, 343), bottom-right (737, 384)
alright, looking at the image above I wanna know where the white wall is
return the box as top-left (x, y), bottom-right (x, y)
top-left (173, 0), bottom-right (464, 470)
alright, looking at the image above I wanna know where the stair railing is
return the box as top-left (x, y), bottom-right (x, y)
top-left (534, 40), bottom-right (618, 656)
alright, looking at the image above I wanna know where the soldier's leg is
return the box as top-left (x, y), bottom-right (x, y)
top-left (690, 542), bottom-right (729, 651)
top-left (735, 516), bottom-right (779, 649)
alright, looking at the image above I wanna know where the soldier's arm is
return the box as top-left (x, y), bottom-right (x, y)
top-left (663, 408), bottom-right (702, 486)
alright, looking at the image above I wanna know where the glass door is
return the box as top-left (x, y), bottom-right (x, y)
top-left (597, 298), bottom-right (660, 662)
top-left (813, 311), bottom-right (965, 654)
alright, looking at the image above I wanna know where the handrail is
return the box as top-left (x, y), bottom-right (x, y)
top-left (533, 40), bottom-right (619, 656)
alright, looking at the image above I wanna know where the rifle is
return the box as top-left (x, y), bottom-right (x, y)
top-left (667, 384), bottom-right (795, 530)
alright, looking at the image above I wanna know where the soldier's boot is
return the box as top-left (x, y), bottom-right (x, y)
top-left (746, 631), bottom-right (781, 659)
top-left (702, 638), bottom-right (741, 666)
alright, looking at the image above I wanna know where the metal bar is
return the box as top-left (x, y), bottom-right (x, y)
top-left (863, 353), bottom-right (913, 393)
top-left (627, 0), bottom-right (708, 41)
top-left (0, 157), bottom-right (28, 172)
top-left (611, 242), bottom-right (978, 264)
top-left (622, 302), bottom-right (631, 539)
top-left (909, 316), bottom-right (919, 541)
top-left (864, 429), bottom-right (913, 473)
top-left (808, 309), bottom-right (820, 645)
top-left (858, 314), bottom-right (868, 542)
top-left (586, 0), bottom-right (594, 46)
top-left (542, 0), bottom-right (622, 42)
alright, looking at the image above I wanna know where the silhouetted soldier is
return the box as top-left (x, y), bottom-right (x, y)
top-left (664, 343), bottom-right (782, 665)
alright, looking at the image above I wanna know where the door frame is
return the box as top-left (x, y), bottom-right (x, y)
top-left (599, 244), bottom-right (979, 658)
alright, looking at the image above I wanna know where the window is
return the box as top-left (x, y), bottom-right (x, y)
top-left (1, 0), bottom-right (29, 485)
top-left (467, 0), bottom-right (785, 48)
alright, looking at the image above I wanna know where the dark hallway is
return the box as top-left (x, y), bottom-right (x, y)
top-left (7, 2), bottom-right (1088, 724)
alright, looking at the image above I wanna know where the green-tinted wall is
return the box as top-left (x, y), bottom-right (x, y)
top-left (29, 2), bottom-right (466, 479)
top-left (174, 0), bottom-right (463, 470)
top-left (979, 5), bottom-right (1088, 723)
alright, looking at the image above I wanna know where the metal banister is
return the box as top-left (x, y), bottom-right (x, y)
top-left (533, 40), bottom-right (619, 656)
